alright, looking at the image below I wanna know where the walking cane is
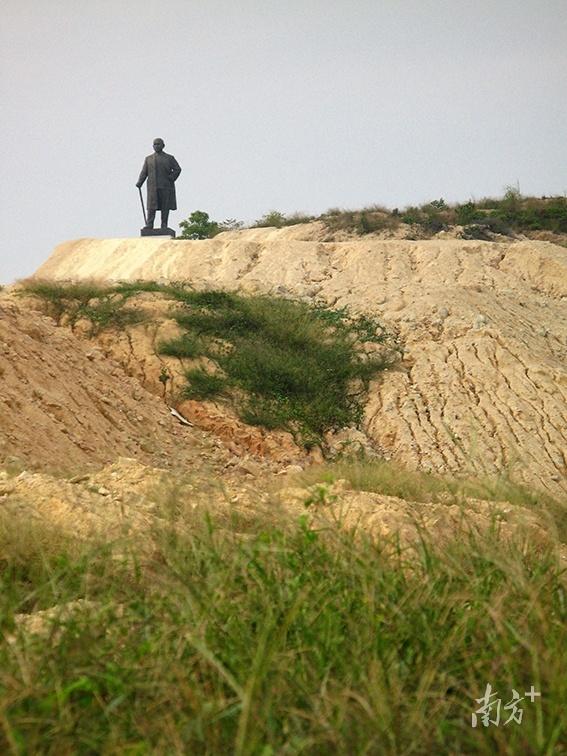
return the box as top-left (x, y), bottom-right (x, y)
top-left (138, 186), bottom-right (147, 226)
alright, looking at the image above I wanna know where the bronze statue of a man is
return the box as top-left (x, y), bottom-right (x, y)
top-left (136, 138), bottom-right (182, 230)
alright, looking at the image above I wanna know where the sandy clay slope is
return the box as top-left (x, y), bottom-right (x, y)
top-left (32, 224), bottom-right (567, 496)
top-left (0, 297), bottom-right (241, 477)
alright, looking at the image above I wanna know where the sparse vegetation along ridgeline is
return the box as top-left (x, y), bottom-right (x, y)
top-left (318, 189), bottom-right (567, 238)
top-left (179, 189), bottom-right (567, 239)
top-left (20, 281), bottom-right (398, 449)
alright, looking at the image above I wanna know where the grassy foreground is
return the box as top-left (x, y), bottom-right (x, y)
top-left (1, 495), bottom-right (565, 754)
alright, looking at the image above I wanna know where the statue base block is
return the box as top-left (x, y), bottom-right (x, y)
top-left (140, 227), bottom-right (176, 238)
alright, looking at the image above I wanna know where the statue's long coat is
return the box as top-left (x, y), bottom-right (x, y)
top-left (137, 152), bottom-right (182, 211)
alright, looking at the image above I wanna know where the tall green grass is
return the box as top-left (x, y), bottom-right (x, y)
top-left (0, 501), bottom-right (565, 754)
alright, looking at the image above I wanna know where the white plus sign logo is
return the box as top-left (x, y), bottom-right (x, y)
top-left (525, 686), bottom-right (541, 703)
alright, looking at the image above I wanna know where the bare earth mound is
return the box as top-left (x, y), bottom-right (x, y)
top-left (30, 225), bottom-right (567, 496)
top-left (0, 297), bottom-right (235, 476)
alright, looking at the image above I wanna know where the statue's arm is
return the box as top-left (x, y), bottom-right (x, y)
top-left (136, 159), bottom-right (148, 188)
top-left (170, 156), bottom-right (181, 182)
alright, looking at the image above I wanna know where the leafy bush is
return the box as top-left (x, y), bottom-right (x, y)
top-left (491, 196), bottom-right (567, 233)
top-left (284, 212), bottom-right (315, 225)
top-left (401, 206), bottom-right (422, 225)
top-left (469, 190), bottom-right (567, 234)
top-left (502, 185), bottom-right (522, 213)
top-left (320, 193), bottom-right (567, 237)
top-left (253, 211), bottom-right (315, 228)
top-left (421, 205), bottom-right (446, 234)
top-left (322, 207), bottom-right (400, 235)
top-left (429, 198), bottom-right (447, 209)
top-left (357, 212), bottom-right (372, 234)
top-left (253, 210), bottom-right (287, 228)
top-left (177, 193), bottom-right (567, 240)
top-left (455, 201), bottom-right (479, 226)
top-left (165, 292), bottom-right (396, 446)
top-left (484, 216), bottom-right (512, 235)
top-left (461, 224), bottom-right (493, 241)
top-left (179, 210), bottom-right (221, 239)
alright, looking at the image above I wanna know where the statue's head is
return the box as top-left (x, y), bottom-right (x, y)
top-left (153, 138), bottom-right (165, 153)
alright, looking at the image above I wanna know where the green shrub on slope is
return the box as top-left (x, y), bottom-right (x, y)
top-left (161, 291), bottom-right (395, 447)
top-left (19, 280), bottom-right (146, 334)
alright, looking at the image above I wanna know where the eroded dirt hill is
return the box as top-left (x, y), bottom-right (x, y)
top-left (28, 224), bottom-right (567, 496)
top-left (0, 296), bottom-right (263, 478)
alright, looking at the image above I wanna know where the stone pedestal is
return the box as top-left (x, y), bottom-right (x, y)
top-left (140, 227), bottom-right (176, 238)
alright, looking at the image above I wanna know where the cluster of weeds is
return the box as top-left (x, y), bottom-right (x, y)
top-left (19, 280), bottom-right (147, 336)
top-left (0, 496), bottom-right (565, 754)
top-left (183, 367), bottom-right (227, 399)
top-left (19, 281), bottom-right (109, 321)
top-left (321, 205), bottom-right (401, 235)
top-left (113, 280), bottom-right (167, 296)
top-left (158, 291), bottom-right (396, 447)
top-left (158, 332), bottom-right (203, 359)
top-left (311, 303), bottom-right (391, 344)
top-left (492, 192), bottom-right (567, 233)
top-left (252, 210), bottom-right (316, 228)
top-left (450, 189), bottom-right (567, 236)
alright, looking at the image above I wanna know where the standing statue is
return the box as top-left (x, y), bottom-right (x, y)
top-left (136, 138), bottom-right (181, 236)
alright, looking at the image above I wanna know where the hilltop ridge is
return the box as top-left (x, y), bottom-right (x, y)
top-left (23, 225), bottom-right (567, 496)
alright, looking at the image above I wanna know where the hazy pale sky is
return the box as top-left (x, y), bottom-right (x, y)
top-left (1, 0), bottom-right (566, 283)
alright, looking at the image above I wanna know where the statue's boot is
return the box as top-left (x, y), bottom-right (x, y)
top-left (161, 210), bottom-right (170, 229)
top-left (145, 209), bottom-right (156, 229)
